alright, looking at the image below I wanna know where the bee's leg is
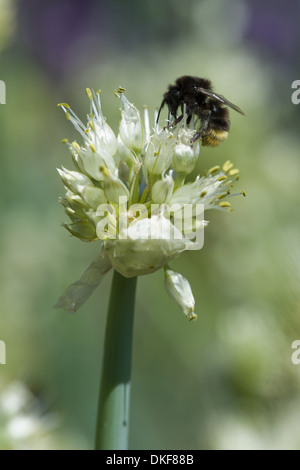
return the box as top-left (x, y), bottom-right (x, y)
top-left (191, 132), bottom-right (201, 142)
top-left (163, 114), bottom-right (183, 130)
top-left (191, 111), bottom-right (211, 142)
top-left (171, 114), bottom-right (184, 126)
top-left (162, 111), bottom-right (178, 130)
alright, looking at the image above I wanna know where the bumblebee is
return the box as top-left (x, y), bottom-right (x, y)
top-left (157, 75), bottom-right (245, 146)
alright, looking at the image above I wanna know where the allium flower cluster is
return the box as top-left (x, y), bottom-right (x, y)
top-left (55, 88), bottom-right (242, 320)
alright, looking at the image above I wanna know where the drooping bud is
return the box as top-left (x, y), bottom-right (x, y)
top-left (164, 266), bottom-right (197, 320)
top-left (55, 250), bottom-right (112, 312)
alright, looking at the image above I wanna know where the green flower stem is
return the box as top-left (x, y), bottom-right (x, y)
top-left (95, 270), bottom-right (137, 450)
top-left (174, 173), bottom-right (186, 190)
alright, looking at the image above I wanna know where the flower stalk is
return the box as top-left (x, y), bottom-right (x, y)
top-left (95, 271), bottom-right (137, 450)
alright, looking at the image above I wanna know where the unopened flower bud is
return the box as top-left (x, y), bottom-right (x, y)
top-left (91, 121), bottom-right (117, 156)
top-left (117, 134), bottom-right (135, 165)
top-left (144, 133), bottom-right (174, 175)
top-left (102, 167), bottom-right (129, 204)
top-left (80, 186), bottom-right (107, 209)
top-left (173, 143), bottom-right (197, 174)
top-left (57, 167), bottom-right (92, 195)
top-left (64, 190), bottom-right (86, 207)
top-left (77, 144), bottom-right (116, 181)
top-left (85, 88), bottom-right (117, 155)
top-left (61, 191), bottom-right (87, 219)
top-left (118, 91), bottom-right (143, 153)
top-left (151, 173), bottom-right (174, 204)
top-left (63, 220), bottom-right (97, 241)
top-left (164, 267), bottom-right (197, 320)
top-left (118, 160), bottom-right (130, 183)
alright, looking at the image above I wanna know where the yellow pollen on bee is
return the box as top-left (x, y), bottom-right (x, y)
top-left (209, 165), bottom-right (220, 174)
top-left (202, 130), bottom-right (228, 146)
top-left (89, 144), bottom-right (96, 153)
top-left (212, 130), bottom-right (228, 140)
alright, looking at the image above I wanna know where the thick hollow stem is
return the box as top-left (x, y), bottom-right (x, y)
top-left (95, 270), bottom-right (137, 450)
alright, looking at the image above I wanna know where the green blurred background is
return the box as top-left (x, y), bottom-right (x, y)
top-left (1, 0), bottom-right (300, 450)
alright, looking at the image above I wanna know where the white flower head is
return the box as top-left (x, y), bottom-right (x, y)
top-left (56, 88), bottom-right (244, 318)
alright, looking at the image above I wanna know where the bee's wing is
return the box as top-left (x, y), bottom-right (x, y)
top-left (195, 87), bottom-right (245, 116)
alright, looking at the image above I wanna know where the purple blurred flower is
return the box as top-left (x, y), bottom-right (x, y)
top-left (244, 0), bottom-right (300, 63)
top-left (18, 0), bottom-right (107, 79)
